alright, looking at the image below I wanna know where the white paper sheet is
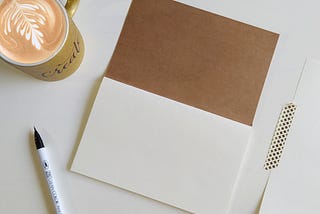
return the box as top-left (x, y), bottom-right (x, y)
top-left (71, 78), bottom-right (252, 214)
top-left (259, 59), bottom-right (320, 214)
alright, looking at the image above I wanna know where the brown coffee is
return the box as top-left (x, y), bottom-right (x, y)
top-left (0, 0), bottom-right (67, 64)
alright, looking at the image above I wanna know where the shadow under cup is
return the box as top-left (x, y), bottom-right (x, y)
top-left (0, 0), bottom-right (84, 81)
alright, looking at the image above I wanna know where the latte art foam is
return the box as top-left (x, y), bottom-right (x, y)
top-left (0, 0), bottom-right (67, 64)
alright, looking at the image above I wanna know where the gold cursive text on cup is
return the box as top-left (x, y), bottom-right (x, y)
top-left (42, 37), bottom-right (81, 78)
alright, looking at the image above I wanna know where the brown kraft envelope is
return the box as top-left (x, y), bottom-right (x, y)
top-left (105, 0), bottom-right (279, 126)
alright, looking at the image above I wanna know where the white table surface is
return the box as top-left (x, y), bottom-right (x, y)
top-left (1, 0), bottom-right (320, 213)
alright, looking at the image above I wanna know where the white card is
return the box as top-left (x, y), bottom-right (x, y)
top-left (71, 78), bottom-right (251, 213)
top-left (260, 59), bottom-right (320, 214)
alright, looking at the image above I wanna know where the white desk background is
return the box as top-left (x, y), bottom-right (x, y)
top-left (1, 0), bottom-right (319, 213)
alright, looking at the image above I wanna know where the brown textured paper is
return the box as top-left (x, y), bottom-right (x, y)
top-left (106, 0), bottom-right (279, 125)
